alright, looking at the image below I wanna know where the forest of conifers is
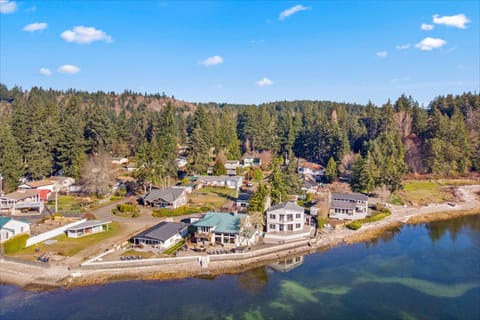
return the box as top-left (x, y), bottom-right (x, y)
top-left (0, 84), bottom-right (478, 194)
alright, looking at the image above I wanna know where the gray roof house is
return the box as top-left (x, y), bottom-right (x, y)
top-left (197, 175), bottom-right (243, 190)
top-left (143, 187), bottom-right (187, 209)
top-left (329, 192), bottom-right (369, 220)
top-left (132, 221), bottom-right (189, 250)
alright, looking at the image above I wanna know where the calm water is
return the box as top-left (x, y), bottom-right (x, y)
top-left (1, 215), bottom-right (479, 320)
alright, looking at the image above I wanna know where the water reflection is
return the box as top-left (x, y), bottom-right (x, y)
top-left (238, 266), bottom-right (269, 294)
top-left (427, 214), bottom-right (480, 243)
top-left (363, 225), bottom-right (402, 248)
top-left (267, 255), bottom-right (304, 273)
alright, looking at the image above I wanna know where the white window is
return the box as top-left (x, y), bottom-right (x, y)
top-left (296, 214), bottom-right (301, 219)
top-left (296, 224), bottom-right (301, 229)
top-left (269, 224), bottom-right (275, 230)
top-left (288, 224), bottom-right (293, 231)
top-left (269, 214), bottom-right (276, 219)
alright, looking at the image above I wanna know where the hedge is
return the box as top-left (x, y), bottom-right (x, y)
top-left (4, 233), bottom-right (29, 254)
top-left (152, 205), bottom-right (212, 218)
top-left (346, 221), bottom-right (362, 230)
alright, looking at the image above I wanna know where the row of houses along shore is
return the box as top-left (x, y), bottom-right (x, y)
top-left (0, 159), bottom-right (369, 265)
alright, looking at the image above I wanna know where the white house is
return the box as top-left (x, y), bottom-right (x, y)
top-left (241, 157), bottom-right (261, 167)
top-left (18, 179), bottom-right (56, 192)
top-left (132, 221), bottom-right (189, 251)
top-left (264, 202), bottom-right (312, 243)
top-left (143, 187), bottom-right (188, 209)
top-left (298, 160), bottom-right (324, 176)
top-left (49, 176), bottom-right (76, 192)
top-left (225, 160), bottom-right (241, 176)
top-left (65, 220), bottom-right (111, 238)
top-left (329, 192), bottom-right (369, 220)
top-left (197, 175), bottom-right (243, 190)
top-left (0, 190), bottom-right (44, 214)
top-left (0, 217), bottom-right (30, 243)
top-left (111, 157), bottom-right (129, 165)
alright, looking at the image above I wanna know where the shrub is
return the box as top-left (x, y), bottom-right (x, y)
top-left (4, 234), bottom-right (29, 254)
top-left (362, 209), bottom-right (391, 223)
top-left (317, 217), bottom-right (327, 228)
top-left (374, 203), bottom-right (384, 211)
top-left (152, 206), bottom-right (206, 217)
top-left (82, 212), bottom-right (97, 220)
top-left (346, 221), bottom-right (362, 230)
top-left (112, 203), bottom-right (139, 218)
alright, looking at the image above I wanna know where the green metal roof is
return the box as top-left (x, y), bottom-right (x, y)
top-left (193, 212), bottom-right (246, 234)
top-left (0, 217), bottom-right (11, 229)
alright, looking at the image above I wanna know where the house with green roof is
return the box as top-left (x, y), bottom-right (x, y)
top-left (192, 212), bottom-right (256, 247)
top-left (0, 217), bottom-right (30, 243)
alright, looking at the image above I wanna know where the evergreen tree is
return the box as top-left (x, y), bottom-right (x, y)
top-left (213, 157), bottom-right (227, 176)
top-left (325, 157), bottom-right (338, 183)
top-left (247, 183), bottom-right (269, 213)
top-left (269, 158), bottom-right (288, 205)
top-left (0, 115), bottom-right (23, 191)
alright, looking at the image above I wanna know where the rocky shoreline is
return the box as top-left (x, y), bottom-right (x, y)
top-left (1, 185), bottom-right (479, 291)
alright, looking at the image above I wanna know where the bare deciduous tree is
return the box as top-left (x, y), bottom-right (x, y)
top-left (81, 151), bottom-right (114, 196)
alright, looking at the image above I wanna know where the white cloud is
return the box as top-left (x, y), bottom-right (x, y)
top-left (250, 39), bottom-right (265, 44)
top-left (256, 77), bottom-right (273, 87)
top-left (279, 5), bottom-right (310, 21)
top-left (421, 23), bottom-right (434, 31)
top-left (0, 0), bottom-right (16, 14)
top-left (200, 55), bottom-right (224, 66)
top-left (39, 68), bottom-right (52, 76)
top-left (390, 76), bottom-right (410, 83)
top-left (433, 14), bottom-right (470, 29)
top-left (58, 65), bottom-right (80, 74)
top-left (22, 22), bottom-right (48, 32)
top-left (61, 26), bottom-right (112, 44)
top-left (415, 37), bottom-right (447, 51)
top-left (376, 51), bottom-right (388, 58)
top-left (396, 44), bottom-right (410, 50)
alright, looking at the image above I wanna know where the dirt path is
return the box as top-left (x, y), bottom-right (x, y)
top-left (2, 185), bottom-right (479, 289)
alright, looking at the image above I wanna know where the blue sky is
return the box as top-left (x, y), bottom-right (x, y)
top-left (1, 1), bottom-right (478, 106)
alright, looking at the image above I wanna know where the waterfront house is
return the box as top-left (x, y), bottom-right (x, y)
top-left (197, 175), bottom-right (243, 190)
top-left (65, 220), bottom-right (112, 238)
top-left (0, 190), bottom-right (44, 214)
top-left (264, 202), bottom-right (311, 243)
top-left (143, 187), bottom-right (187, 209)
top-left (0, 217), bottom-right (30, 243)
top-left (132, 221), bottom-right (189, 250)
top-left (329, 192), bottom-right (369, 220)
top-left (192, 212), bottom-right (255, 247)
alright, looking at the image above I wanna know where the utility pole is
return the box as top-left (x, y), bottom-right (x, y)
top-left (0, 173), bottom-right (3, 196)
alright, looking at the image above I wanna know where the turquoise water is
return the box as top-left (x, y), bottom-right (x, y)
top-left (1, 215), bottom-right (479, 320)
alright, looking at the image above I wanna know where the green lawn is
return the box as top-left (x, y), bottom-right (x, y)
top-left (189, 187), bottom-right (237, 209)
top-left (162, 239), bottom-right (185, 255)
top-left (48, 195), bottom-right (88, 212)
top-left (399, 181), bottom-right (451, 205)
top-left (11, 222), bottom-right (123, 260)
top-left (388, 195), bottom-right (405, 206)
